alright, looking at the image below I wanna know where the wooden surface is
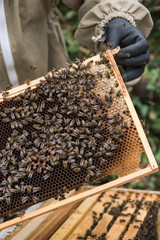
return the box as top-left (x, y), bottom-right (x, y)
top-left (67, 191), bottom-right (129, 240)
top-left (27, 200), bottom-right (81, 240)
top-left (49, 194), bottom-right (99, 240)
top-left (49, 189), bottom-right (159, 240)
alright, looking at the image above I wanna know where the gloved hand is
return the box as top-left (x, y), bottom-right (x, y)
top-left (105, 18), bottom-right (150, 82)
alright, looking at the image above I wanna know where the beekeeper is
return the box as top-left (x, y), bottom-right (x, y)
top-left (0, 0), bottom-right (152, 90)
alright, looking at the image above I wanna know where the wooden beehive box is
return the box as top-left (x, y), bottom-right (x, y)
top-left (0, 47), bottom-right (158, 229)
top-left (50, 189), bottom-right (159, 240)
top-left (2, 188), bottom-right (160, 240)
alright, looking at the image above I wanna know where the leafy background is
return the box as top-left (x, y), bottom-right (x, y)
top-left (56, 0), bottom-right (160, 190)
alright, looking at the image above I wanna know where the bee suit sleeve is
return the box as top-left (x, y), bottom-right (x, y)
top-left (62, 0), bottom-right (153, 53)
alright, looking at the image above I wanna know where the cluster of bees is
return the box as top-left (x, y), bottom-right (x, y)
top-left (0, 52), bottom-right (128, 216)
top-left (133, 202), bottom-right (159, 240)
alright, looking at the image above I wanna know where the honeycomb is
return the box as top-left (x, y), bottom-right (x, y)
top-left (0, 51), bottom-right (146, 217)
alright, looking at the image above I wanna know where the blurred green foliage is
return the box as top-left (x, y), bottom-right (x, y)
top-left (56, 2), bottom-right (85, 61)
top-left (56, 0), bottom-right (160, 190)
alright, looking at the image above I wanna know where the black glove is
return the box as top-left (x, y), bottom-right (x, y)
top-left (105, 18), bottom-right (150, 82)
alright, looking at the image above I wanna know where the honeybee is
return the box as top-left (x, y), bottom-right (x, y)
top-left (22, 130), bottom-right (29, 137)
top-left (33, 124), bottom-right (41, 130)
top-left (37, 165), bottom-right (42, 173)
top-left (0, 195), bottom-right (5, 202)
top-left (116, 89), bottom-right (122, 97)
top-left (30, 65), bottom-right (37, 70)
top-left (100, 157), bottom-right (107, 166)
top-left (79, 134), bottom-right (87, 140)
top-left (15, 112), bottom-right (20, 119)
top-left (0, 112), bottom-right (7, 117)
top-left (72, 129), bottom-right (80, 138)
top-left (105, 72), bottom-right (110, 79)
top-left (5, 197), bottom-right (11, 205)
top-left (10, 188), bottom-right (17, 194)
top-left (34, 138), bottom-right (41, 148)
top-left (120, 123), bottom-right (128, 130)
top-left (63, 187), bottom-right (69, 194)
top-left (88, 158), bottom-right (93, 166)
top-left (106, 152), bottom-right (114, 157)
top-left (85, 174), bottom-right (91, 182)
top-left (21, 185), bottom-right (26, 194)
top-left (24, 87), bottom-right (31, 95)
top-left (26, 185), bottom-right (32, 193)
top-left (29, 93), bottom-right (36, 101)
top-left (15, 185), bottom-right (21, 193)
top-left (69, 119), bottom-right (75, 127)
top-left (21, 196), bottom-right (30, 204)
top-left (6, 84), bottom-right (13, 90)
top-left (28, 170), bottom-right (34, 179)
top-left (70, 162), bottom-right (78, 169)
top-left (121, 22), bottom-right (126, 27)
top-left (88, 165), bottom-right (96, 171)
top-left (43, 173), bottom-right (51, 180)
top-left (95, 133), bottom-right (102, 139)
top-left (107, 63), bottom-right (112, 69)
top-left (32, 187), bottom-right (41, 193)
top-left (6, 142), bottom-right (10, 150)
top-left (80, 159), bottom-right (85, 167)
top-left (39, 155), bottom-right (46, 161)
top-left (32, 147), bottom-right (38, 153)
top-left (25, 79), bottom-right (31, 85)
top-left (80, 147), bottom-right (85, 155)
top-left (76, 119), bottom-right (81, 126)
top-left (2, 91), bottom-right (9, 97)
top-left (63, 161), bottom-right (68, 169)
top-left (74, 146), bottom-right (79, 155)
top-left (85, 152), bottom-right (93, 158)
top-left (32, 102), bottom-right (37, 109)
top-left (88, 170), bottom-right (95, 177)
top-left (97, 70), bottom-right (103, 78)
top-left (126, 53), bottom-right (131, 58)
top-left (18, 121), bottom-right (23, 129)
top-left (2, 117), bottom-right (10, 123)
top-left (73, 168), bottom-right (81, 173)
top-left (45, 165), bottom-right (53, 172)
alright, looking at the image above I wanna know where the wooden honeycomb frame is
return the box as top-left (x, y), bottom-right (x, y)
top-left (0, 47), bottom-right (158, 230)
